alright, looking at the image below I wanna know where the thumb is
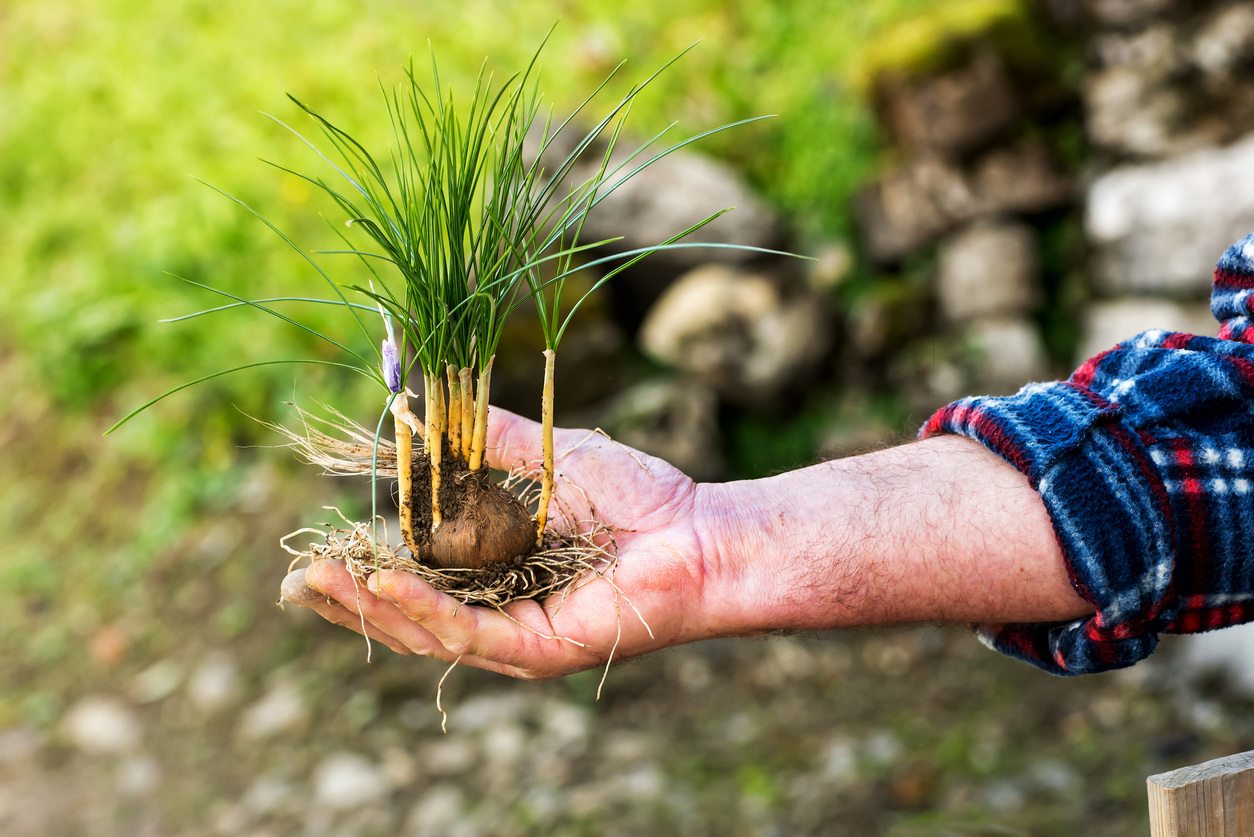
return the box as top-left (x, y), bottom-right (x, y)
top-left (484, 406), bottom-right (544, 472)
top-left (280, 568), bottom-right (323, 607)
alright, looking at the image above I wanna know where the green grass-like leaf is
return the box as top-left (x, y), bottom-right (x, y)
top-left (111, 31), bottom-right (801, 438)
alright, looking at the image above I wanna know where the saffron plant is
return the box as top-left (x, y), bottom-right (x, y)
top-left (109, 36), bottom-right (786, 587)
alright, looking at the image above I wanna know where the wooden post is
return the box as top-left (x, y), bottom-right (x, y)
top-left (1148, 750), bottom-right (1254, 836)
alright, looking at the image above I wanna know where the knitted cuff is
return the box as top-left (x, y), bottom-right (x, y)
top-left (922, 382), bottom-right (1177, 675)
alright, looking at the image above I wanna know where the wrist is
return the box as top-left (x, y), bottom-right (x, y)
top-left (691, 471), bottom-right (858, 637)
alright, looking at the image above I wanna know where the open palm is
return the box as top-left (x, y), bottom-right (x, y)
top-left (287, 406), bottom-right (723, 680)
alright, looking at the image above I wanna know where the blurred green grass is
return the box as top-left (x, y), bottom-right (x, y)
top-left (1, 0), bottom-right (1028, 427)
top-left (0, 0), bottom-right (1025, 632)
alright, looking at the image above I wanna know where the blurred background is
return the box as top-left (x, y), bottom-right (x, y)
top-left (3, 0), bottom-right (1254, 834)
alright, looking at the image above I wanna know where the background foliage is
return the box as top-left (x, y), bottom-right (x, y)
top-left (1, 2), bottom-right (1244, 835)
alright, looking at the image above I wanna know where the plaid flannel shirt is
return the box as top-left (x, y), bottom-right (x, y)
top-left (921, 233), bottom-right (1254, 675)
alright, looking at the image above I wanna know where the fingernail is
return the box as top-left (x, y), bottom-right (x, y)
top-left (280, 569), bottom-right (321, 606)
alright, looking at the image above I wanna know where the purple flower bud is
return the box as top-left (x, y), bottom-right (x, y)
top-left (382, 338), bottom-right (401, 393)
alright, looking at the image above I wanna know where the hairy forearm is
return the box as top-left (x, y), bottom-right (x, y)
top-left (693, 435), bottom-right (1094, 635)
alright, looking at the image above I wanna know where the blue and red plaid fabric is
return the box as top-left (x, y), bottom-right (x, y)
top-left (921, 233), bottom-right (1254, 675)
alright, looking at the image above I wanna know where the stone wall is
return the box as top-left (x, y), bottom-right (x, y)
top-left (1080, 0), bottom-right (1254, 354)
top-left (853, 25), bottom-right (1078, 414)
top-left (506, 1), bottom-right (1254, 478)
top-left (852, 0), bottom-right (1254, 414)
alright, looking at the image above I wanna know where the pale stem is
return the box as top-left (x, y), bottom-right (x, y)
top-left (468, 355), bottom-right (495, 472)
top-left (422, 373), bottom-right (434, 455)
top-left (535, 349), bottom-right (556, 545)
top-left (446, 363), bottom-right (462, 459)
top-left (459, 367), bottom-right (474, 460)
top-left (428, 372), bottom-right (444, 529)
top-left (389, 391), bottom-right (422, 556)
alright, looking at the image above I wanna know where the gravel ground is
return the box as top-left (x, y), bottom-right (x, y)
top-left (4, 600), bottom-right (1252, 836)
top-left (2, 381), bottom-right (1251, 837)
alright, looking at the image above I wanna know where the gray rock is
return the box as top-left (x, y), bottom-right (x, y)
top-left (1077, 298), bottom-right (1215, 362)
top-left (937, 220), bottom-right (1039, 322)
top-left (1084, 25), bottom-right (1208, 158)
top-left (61, 695), bottom-right (141, 755)
top-left (449, 693), bottom-right (526, 733)
top-left (129, 659), bottom-right (183, 704)
top-left (1031, 758), bottom-right (1080, 794)
top-left (639, 264), bottom-right (830, 402)
top-left (489, 269), bottom-right (626, 418)
top-left (243, 774), bottom-right (294, 816)
top-left (540, 702), bottom-right (591, 754)
top-left (480, 722), bottom-right (526, 770)
top-left (1086, 134), bottom-right (1254, 293)
top-left (595, 377), bottom-right (723, 481)
top-left (926, 361), bottom-right (969, 406)
top-left (619, 765), bottom-right (664, 801)
top-left (856, 156), bottom-right (980, 262)
top-left (238, 680), bottom-right (308, 740)
top-left (0, 727), bottom-right (44, 766)
top-left (187, 651), bottom-right (240, 713)
top-left (971, 141), bottom-right (1073, 216)
top-left (116, 755), bottom-right (160, 797)
top-left (607, 730), bottom-right (658, 766)
top-left (599, 151), bottom-right (778, 265)
top-left (534, 132), bottom-right (779, 269)
top-left (821, 737), bottom-right (859, 783)
top-left (879, 48), bottom-right (1019, 155)
top-left (805, 242), bottom-right (854, 293)
top-left (984, 780), bottom-right (1026, 813)
top-left (864, 729), bottom-right (903, 767)
top-left (1093, 25), bottom-right (1180, 76)
top-left (423, 737), bottom-right (477, 776)
top-left (858, 147), bottom-right (1070, 263)
top-left (404, 785), bottom-right (467, 837)
top-left (1085, 68), bottom-right (1195, 159)
top-left (313, 752), bottom-right (388, 810)
top-left (381, 747), bottom-right (418, 788)
top-left (1085, 0), bottom-right (1177, 27)
top-left (847, 280), bottom-right (932, 359)
top-left (1176, 621), bottom-right (1254, 696)
top-left (966, 316), bottom-right (1050, 393)
top-left (1191, 3), bottom-right (1254, 80)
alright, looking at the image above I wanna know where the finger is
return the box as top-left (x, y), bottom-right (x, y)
top-left (304, 561), bottom-right (448, 656)
top-left (487, 405), bottom-right (669, 488)
top-left (282, 569), bottom-right (414, 656)
top-left (484, 405), bottom-right (543, 472)
top-left (371, 568), bottom-right (599, 676)
top-left (280, 568), bottom-right (324, 607)
top-left (486, 405), bottom-right (615, 470)
top-left (305, 561), bottom-right (532, 677)
top-left (311, 600), bottom-right (416, 657)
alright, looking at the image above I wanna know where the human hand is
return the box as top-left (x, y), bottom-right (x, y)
top-left (283, 410), bottom-right (1093, 680)
top-left (282, 406), bottom-right (732, 680)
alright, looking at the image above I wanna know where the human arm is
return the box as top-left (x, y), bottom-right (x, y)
top-left (284, 407), bottom-right (1091, 680)
top-left (286, 231), bottom-right (1254, 680)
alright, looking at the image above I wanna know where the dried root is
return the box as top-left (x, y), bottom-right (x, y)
top-left (276, 403), bottom-right (623, 611)
top-left (282, 503), bottom-right (617, 610)
top-left (262, 402), bottom-right (399, 477)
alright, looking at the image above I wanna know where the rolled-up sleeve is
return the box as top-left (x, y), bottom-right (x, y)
top-left (920, 233), bottom-right (1254, 675)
